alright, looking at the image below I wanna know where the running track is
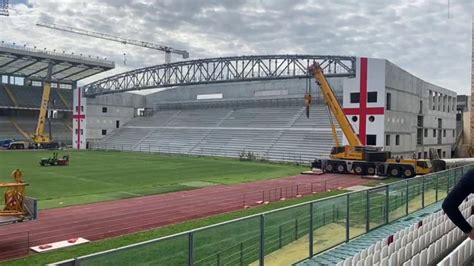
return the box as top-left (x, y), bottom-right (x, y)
top-left (0, 173), bottom-right (369, 261)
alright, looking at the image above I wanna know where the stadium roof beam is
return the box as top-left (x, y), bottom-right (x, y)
top-left (50, 64), bottom-right (76, 76)
top-left (60, 67), bottom-right (95, 80)
top-left (8, 59), bottom-right (39, 74)
top-left (83, 55), bottom-right (356, 97)
top-left (0, 42), bottom-right (115, 83)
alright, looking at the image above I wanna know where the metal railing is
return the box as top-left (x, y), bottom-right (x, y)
top-left (51, 165), bottom-right (473, 266)
top-left (88, 142), bottom-right (322, 165)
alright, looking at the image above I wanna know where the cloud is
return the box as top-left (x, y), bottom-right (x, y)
top-left (0, 0), bottom-right (472, 94)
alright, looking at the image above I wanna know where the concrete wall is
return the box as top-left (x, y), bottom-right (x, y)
top-left (145, 78), bottom-right (345, 108)
top-left (384, 61), bottom-right (456, 158)
top-left (457, 95), bottom-right (470, 157)
top-left (343, 57), bottom-right (386, 147)
top-left (86, 93), bottom-right (145, 140)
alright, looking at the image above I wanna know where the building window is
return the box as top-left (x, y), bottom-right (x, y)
top-left (352, 116), bottom-right (358, 122)
top-left (75, 129), bottom-right (78, 135)
top-left (102, 107), bottom-right (108, 113)
top-left (386, 93), bottom-right (391, 110)
top-left (367, 135), bottom-right (377, 145)
top-left (424, 129), bottom-right (428, 137)
top-left (433, 129), bottom-right (436, 137)
top-left (350, 93), bottom-right (360, 103)
top-left (367, 92), bottom-right (377, 103)
top-left (386, 135), bottom-right (390, 146)
top-left (424, 151), bottom-right (428, 159)
top-left (116, 120), bottom-right (120, 128)
top-left (75, 106), bottom-right (79, 112)
top-left (102, 129), bottom-right (107, 135)
top-left (443, 130), bottom-right (446, 137)
top-left (418, 152), bottom-right (421, 159)
top-left (453, 130), bottom-right (455, 138)
top-left (80, 129), bottom-right (83, 135)
top-left (368, 116), bottom-right (375, 122)
top-left (442, 151), bottom-right (446, 158)
top-left (81, 106), bottom-right (84, 112)
top-left (395, 135), bottom-right (400, 146)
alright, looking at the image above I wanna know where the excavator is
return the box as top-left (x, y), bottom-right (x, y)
top-left (31, 63), bottom-right (60, 149)
top-left (306, 62), bottom-right (432, 178)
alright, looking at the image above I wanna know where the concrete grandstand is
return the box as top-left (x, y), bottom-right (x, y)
top-left (82, 56), bottom-right (458, 162)
top-left (0, 42), bottom-right (114, 146)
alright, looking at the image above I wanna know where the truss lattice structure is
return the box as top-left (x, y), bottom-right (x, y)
top-left (83, 55), bottom-right (356, 97)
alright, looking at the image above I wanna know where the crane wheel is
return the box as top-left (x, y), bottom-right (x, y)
top-left (354, 165), bottom-right (365, 175)
top-left (402, 167), bottom-right (414, 178)
top-left (325, 164), bottom-right (334, 173)
top-left (336, 164), bottom-right (346, 173)
top-left (366, 166), bottom-right (376, 175)
top-left (389, 167), bottom-right (401, 177)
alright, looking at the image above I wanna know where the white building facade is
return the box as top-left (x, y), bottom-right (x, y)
top-left (342, 57), bottom-right (456, 159)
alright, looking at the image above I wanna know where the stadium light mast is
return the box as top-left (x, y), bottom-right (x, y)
top-left (0, 0), bottom-right (9, 16)
top-left (36, 22), bottom-right (189, 63)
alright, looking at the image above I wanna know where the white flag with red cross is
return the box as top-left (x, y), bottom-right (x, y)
top-left (342, 57), bottom-right (386, 147)
top-left (72, 87), bottom-right (87, 149)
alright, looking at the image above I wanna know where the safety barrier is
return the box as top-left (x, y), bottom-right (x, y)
top-left (51, 165), bottom-right (473, 266)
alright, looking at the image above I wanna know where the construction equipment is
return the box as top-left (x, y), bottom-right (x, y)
top-left (6, 141), bottom-right (27, 150)
top-left (39, 152), bottom-right (69, 167)
top-left (31, 62), bottom-right (60, 148)
top-left (0, 169), bottom-right (28, 217)
top-left (307, 62), bottom-right (432, 178)
top-left (36, 22), bottom-right (189, 64)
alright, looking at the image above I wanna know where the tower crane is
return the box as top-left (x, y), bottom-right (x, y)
top-left (36, 22), bottom-right (189, 63)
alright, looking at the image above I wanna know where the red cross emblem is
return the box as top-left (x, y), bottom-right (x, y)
top-left (73, 88), bottom-right (85, 149)
top-left (343, 58), bottom-right (384, 145)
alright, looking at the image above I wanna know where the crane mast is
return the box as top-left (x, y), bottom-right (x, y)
top-left (308, 63), bottom-right (362, 147)
top-left (36, 23), bottom-right (189, 63)
top-left (32, 63), bottom-right (53, 144)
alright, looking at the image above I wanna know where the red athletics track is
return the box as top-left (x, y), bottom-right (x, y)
top-left (0, 173), bottom-right (369, 261)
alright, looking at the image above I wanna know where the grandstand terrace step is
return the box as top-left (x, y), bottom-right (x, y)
top-left (0, 117), bottom-right (22, 139)
top-left (97, 105), bottom-right (342, 162)
top-left (54, 88), bottom-right (70, 109)
top-left (0, 85), bottom-right (72, 110)
top-left (0, 84), bottom-right (15, 107)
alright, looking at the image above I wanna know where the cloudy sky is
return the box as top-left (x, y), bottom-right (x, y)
top-left (0, 0), bottom-right (472, 94)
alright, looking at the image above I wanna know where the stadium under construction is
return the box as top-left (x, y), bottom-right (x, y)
top-left (0, 15), bottom-right (473, 266)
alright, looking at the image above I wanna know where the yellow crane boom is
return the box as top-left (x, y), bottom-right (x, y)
top-left (32, 82), bottom-right (51, 144)
top-left (307, 62), bottom-right (431, 178)
top-left (308, 63), bottom-right (362, 147)
top-left (32, 63), bottom-right (53, 145)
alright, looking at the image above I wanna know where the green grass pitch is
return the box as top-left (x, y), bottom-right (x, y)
top-left (0, 150), bottom-right (305, 209)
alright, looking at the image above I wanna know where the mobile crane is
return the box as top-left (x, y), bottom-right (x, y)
top-left (307, 63), bottom-right (432, 178)
top-left (31, 63), bottom-right (59, 149)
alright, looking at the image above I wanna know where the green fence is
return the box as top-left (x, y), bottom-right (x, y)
top-left (53, 165), bottom-right (474, 266)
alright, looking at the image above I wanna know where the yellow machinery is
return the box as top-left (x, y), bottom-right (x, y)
top-left (307, 63), bottom-right (431, 178)
top-left (0, 169), bottom-right (28, 217)
top-left (31, 63), bottom-right (58, 147)
top-left (32, 80), bottom-right (52, 144)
